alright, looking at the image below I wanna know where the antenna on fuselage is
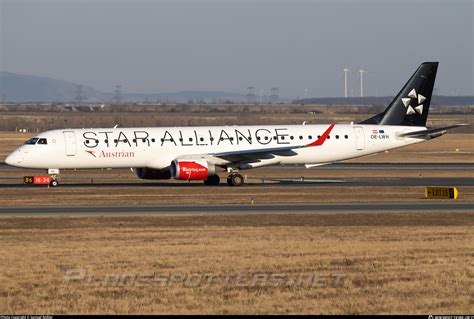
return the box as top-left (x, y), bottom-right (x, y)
top-left (302, 121), bottom-right (306, 125)
top-left (114, 124), bottom-right (118, 128)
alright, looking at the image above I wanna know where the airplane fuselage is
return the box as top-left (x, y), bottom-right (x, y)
top-left (6, 124), bottom-right (425, 170)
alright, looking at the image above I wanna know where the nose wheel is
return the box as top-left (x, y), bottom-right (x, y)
top-left (49, 179), bottom-right (59, 187)
top-left (227, 173), bottom-right (244, 186)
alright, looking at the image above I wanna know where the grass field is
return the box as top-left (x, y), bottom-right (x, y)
top-left (0, 213), bottom-right (472, 314)
top-left (0, 184), bottom-right (473, 207)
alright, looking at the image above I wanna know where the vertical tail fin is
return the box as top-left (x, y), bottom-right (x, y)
top-left (360, 62), bottom-right (438, 126)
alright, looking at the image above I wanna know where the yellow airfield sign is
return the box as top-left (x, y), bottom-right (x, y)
top-left (425, 187), bottom-right (458, 199)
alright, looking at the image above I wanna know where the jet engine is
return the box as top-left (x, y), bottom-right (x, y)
top-left (170, 160), bottom-right (216, 180)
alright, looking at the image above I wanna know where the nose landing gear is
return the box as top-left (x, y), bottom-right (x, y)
top-left (48, 168), bottom-right (60, 187)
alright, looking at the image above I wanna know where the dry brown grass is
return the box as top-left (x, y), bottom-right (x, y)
top-left (0, 213), bottom-right (472, 314)
top-left (0, 183), bottom-right (473, 207)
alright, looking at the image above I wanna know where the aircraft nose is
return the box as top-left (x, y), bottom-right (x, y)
top-left (5, 153), bottom-right (15, 166)
top-left (5, 150), bottom-right (20, 166)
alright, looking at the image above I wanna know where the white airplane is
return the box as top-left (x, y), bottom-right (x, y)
top-left (5, 62), bottom-right (465, 187)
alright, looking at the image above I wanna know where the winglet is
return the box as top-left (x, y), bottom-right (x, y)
top-left (306, 123), bottom-right (335, 147)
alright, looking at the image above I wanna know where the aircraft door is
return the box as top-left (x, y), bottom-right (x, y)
top-left (63, 131), bottom-right (77, 156)
top-left (353, 126), bottom-right (365, 150)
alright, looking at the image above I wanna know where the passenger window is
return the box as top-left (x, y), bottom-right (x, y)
top-left (345, 135), bottom-right (348, 139)
top-left (336, 135), bottom-right (339, 139)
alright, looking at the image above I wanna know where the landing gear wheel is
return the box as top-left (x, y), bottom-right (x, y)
top-left (227, 173), bottom-right (244, 186)
top-left (49, 179), bottom-right (59, 187)
top-left (204, 174), bottom-right (220, 186)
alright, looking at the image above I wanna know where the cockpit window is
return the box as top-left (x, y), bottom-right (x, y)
top-left (25, 138), bottom-right (39, 145)
top-left (24, 137), bottom-right (47, 145)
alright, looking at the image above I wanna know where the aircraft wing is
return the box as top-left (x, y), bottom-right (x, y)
top-left (399, 124), bottom-right (468, 139)
top-left (176, 123), bottom-right (335, 165)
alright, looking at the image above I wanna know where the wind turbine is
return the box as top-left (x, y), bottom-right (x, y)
top-left (343, 68), bottom-right (350, 98)
top-left (359, 69), bottom-right (367, 97)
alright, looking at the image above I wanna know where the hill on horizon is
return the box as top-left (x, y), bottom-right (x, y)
top-left (0, 71), bottom-right (249, 103)
top-left (1, 71), bottom-right (473, 106)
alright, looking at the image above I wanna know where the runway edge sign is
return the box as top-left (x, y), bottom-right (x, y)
top-left (425, 187), bottom-right (458, 199)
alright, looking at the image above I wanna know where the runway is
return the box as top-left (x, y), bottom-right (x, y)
top-left (0, 177), bottom-right (472, 188)
top-left (1, 162), bottom-right (472, 187)
top-left (0, 202), bottom-right (472, 216)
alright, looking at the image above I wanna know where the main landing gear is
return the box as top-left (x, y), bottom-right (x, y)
top-left (227, 173), bottom-right (244, 187)
top-left (203, 173), bottom-right (245, 186)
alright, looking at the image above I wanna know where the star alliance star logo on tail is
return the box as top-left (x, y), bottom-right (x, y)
top-left (401, 88), bottom-right (425, 115)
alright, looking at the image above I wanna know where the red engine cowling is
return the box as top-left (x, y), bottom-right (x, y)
top-left (171, 160), bottom-right (215, 180)
top-left (135, 167), bottom-right (171, 180)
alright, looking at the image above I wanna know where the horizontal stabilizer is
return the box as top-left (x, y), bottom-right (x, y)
top-left (399, 124), bottom-right (468, 138)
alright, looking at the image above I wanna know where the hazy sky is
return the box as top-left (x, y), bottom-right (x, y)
top-left (1, 0), bottom-right (473, 98)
